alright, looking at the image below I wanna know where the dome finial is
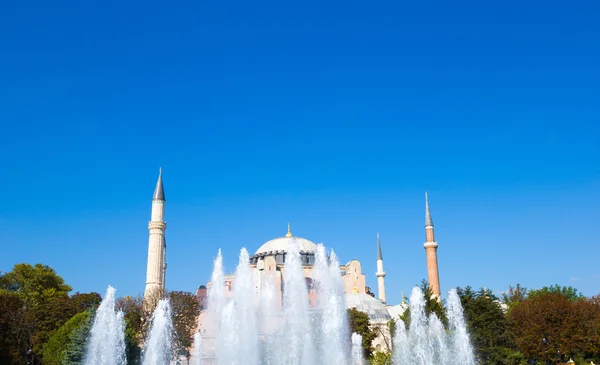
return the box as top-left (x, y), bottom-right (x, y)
top-left (401, 291), bottom-right (406, 305)
top-left (286, 222), bottom-right (292, 237)
top-left (352, 285), bottom-right (359, 294)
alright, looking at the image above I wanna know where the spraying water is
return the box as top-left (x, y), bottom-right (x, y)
top-left (351, 332), bottom-right (364, 365)
top-left (447, 288), bottom-right (476, 365)
top-left (313, 245), bottom-right (349, 364)
top-left (142, 299), bottom-right (173, 365)
top-left (191, 332), bottom-right (203, 365)
top-left (84, 286), bottom-right (126, 365)
top-left (393, 287), bottom-right (476, 365)
top-left (216, 248), bottom-right (259, 365)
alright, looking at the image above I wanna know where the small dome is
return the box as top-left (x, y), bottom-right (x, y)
top-left (345, 293), bottom-right (392, 324)
top-left (254, 236), bottom-right (317, 256)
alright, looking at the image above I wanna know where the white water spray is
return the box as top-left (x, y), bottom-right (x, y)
top-left (351, 332), bottom-right (364, 365)
top-left (142, 299), bottom-right (173, 365)
top-left (84, 286), bottom-right (126, 365)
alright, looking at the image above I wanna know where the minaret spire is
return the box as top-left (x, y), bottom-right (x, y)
top-left (153, 167), bottom-right (165, 201)
top-left (424, 192), bottom-right (441, 301)
top-left (145, 169), bottom-right (167, 306)
top-left (376, 232), bottom-right (386, 303)
top-left (377, 233), bottom-right (383, 260)
top-left (425, 191), bottom-right (433, 227)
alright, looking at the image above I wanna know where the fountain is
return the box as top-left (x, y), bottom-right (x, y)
top-left (351, 332), bottom-right (364, 365)
top-left (392, 287), bottom-right (476, 365)
top-left (87, 243), bottom-right (476, 365)
top-left (191, 332), bottom-right (203, 365)
top-left (84, 286), bottom-right (126, 365)
top-left (142, 299), bottom-right (174, 365)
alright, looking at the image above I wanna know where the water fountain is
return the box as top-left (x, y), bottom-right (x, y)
top-left (351, 332), bottom-right (364, 365)
top-left (84, 286), bottom-right (126, 365)
top-left (392, 287), bottom-right (476, 365)
top-left (142, 298), bottom-right (174, 365)
top-left (88, 243), bottom-right (476, 365)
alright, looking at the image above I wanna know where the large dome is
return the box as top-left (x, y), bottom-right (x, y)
top-left (345, 292), bottom-right (392, 324)
top-left (254, 235), bottom-right (317, 256)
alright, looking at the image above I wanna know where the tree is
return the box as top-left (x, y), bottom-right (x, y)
top-left (528, 285), bottom-right (585, 302)
top-left (71, 292), bottom-right (102, 312)
top-left (370, 351), bottom-right (392, 365)
top-left (457, 286), bottom-right (522, 364)
top-left (0, 291), bottom-right (28, 365)
top-left (0, 263), bottom-right (71, 306)
top-left (347, 308), bottom-right (377, 360)
top-left (169, 291), bottom-right (200, 353)
top-left (116, 295), bottom-right (147, 365)
top-left (0, 263), bottom-right (101, 363)
top-left (501, 284), bottom-right (528, 312)
top-left (42, 311), bottom-right (92, 365)
top-left (509, 292), bottom-right (600, 362)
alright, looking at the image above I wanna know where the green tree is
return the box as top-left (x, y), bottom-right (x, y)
top-left (370, 351), bottom-right (392, 365)
top-left (116, 296), bottom-right (147, 365)
top-left (42, 311), bottom-right (92, 365)
top-left (347, 308), bottom-right (376, 360)
top-left (0, 263), bottom-right (74, 359)
top-left (0, 263), bottom-right (72, 306)
top-left (457, 286), bottom-right (522, 364)
top-left (501, 284), bottom-right (528, 312)
top-left (528, 285), bottom-right (585, 302)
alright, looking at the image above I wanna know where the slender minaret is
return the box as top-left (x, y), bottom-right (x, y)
top-left (376, 233), bottom-right (386, 303)
top-left (424, 192), bottom-right (441, 300)
top-left (144, 168), bottom-right (167, 303)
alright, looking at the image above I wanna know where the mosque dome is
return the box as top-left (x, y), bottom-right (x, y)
top-left (253, 224), bottom-right (317, 256)
top-left (345, 292), bottom-right (392, 324)
top-left (254, 236), bottom-right (317, 256)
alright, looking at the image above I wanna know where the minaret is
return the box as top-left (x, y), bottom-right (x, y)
top-left (144, 168), bottom-right (167, 303)
top-left (424, 192), bottom-right (441, 299)
top-left (376, 233), bottom-right (386, 303)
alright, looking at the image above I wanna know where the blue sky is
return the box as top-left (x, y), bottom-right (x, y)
top-left (1, 0), bottom-right (599, 304)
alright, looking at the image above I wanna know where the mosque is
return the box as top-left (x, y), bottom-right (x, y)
top-left (143, 170), bottom-right (442, 354)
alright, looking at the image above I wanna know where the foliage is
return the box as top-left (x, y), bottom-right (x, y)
top-left (370, 351), bottom-right (392, 365)
top-left (169, 291), bottom-right (200, 354)
top-left (509, 292), bottom-right (600, 362)
top-left (116, 295), bottom-right (147, 365)
top-left (0, 263), bottom-right (101, 363)
top-left (42, 311), bottom-right (92, 365)
top-left (457, 286), bottom-right (522, 365)
top-left (0, 291), bottom-right (28, 365)
top-left (347, 308), bottom-right (376, 360)
top-left (70, 292), bottom-right (102, 312)
top-left (0, 263), bottom-right (72, 306)
top-left (528, 285), bottom-right (585, 302)
top-left (501, 284), bottom-right (528, 312)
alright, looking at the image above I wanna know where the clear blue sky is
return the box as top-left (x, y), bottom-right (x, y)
top-left (1, 0), bottom-right (599, 304)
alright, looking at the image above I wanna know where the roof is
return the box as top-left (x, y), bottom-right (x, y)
top-left (345, 292), bottom-right (392, 323)
top-left (254, 236), bottom-right (317, 256)
top-left (153, 169), bottom-right (165, 201)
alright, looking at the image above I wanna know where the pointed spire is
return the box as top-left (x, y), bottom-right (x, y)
top-left (153, 168), bottom-right (165, 201)
top-left (286, 222), bottom-right (292, 237)
top-left (401, 291), bottom-right (406, 305)
top-left (377, 233), bottom-right (383, 260)
top-left (425, 191), bottom-right (433, 227)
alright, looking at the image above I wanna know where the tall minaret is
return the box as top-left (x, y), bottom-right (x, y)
top-left (424, 192), bottom-right (441, 299)
top-left (144, 168), bottom-right (167, 302)
top-left (376, 233), bottom-right (386, 303)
